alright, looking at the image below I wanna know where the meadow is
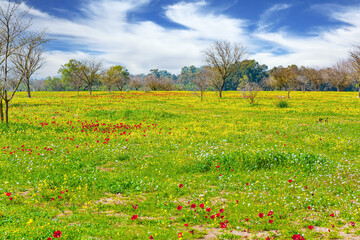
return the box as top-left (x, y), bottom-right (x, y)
top-left (0, 91), bottom-right (360, 240)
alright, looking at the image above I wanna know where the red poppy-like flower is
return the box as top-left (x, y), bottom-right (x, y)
top-left (210, 215), bottom-right (215, 219)
top-left (179, 184), bottom-right (184, 188)
top-left (6, 192), bottom-right (11, 197)
top-left (350, 221), bottom-right (355, 226)
top-left (219, 209), bottom-right (224, 213)
top-left (308, 225), bottom-right (314, 230)
top-left (307, 206), bottom-right (311, 210)
top-left (53, 230), bottom-right (62, 238)
top-left (189, 230), bottom-right (194, 234)
top-left (267, 210), bottom-right (274, 216)
top-left (58, 196), bottom-right (62, 199)
top-left (288, 179), bottom-right (293, 183)
top-left (216, 166), bottom-right (220, 168)
top-left (132, 204), bottom-right (138, 210)
top-left (149, 236), bottom-right (154, 240)
top-left (199, 203), bottom-right (204, 208)
top-left (245, 218), bottom-right (249, 221)
top-left (9, 197), bottom-right (13, 201)
top-left (206, 208), bottom-right (211, 212)
top-left (305, 186), bottom-right (308, 189)
top-left (178, 232), bottom-right (183, 238)
top-left (330, 213), bottom-right (335, 217)
top-left (177, 205), bottom-right (182, 210)
top-left (51, 197), bottom-right (54, 201)
top-left (184, 223), bottom-right (188, 227)
top-left (269, 219), bottom-right (273, 224)
top-left (259, 213), bottom-right (264, 218)
top-left (292, 234), bottom-right (305, 240)
top-left (47, 238), bottom-right (52, 240)
top-left (60, 191), bottom-right (64, 194)
top-left (220, 222), bottom-right (227, 228)
top-left (131, 215), bottom-right (138, 220)
top-left (191, 204), bottom-right (196, 208)
top-left (246, 183), bottom-right (249, 185)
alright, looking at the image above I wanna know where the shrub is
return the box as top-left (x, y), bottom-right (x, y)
top-left (276, 100), bottom-right (289, 108)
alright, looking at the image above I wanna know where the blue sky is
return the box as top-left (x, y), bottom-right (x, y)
top-left (20, 0), bottom-right (360, 77)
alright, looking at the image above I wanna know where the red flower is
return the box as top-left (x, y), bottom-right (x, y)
top-left (330, 213), bottom-right (335, 217)
top-left (210, 215), bottom-right (215, 219)
top-left (131, 215), bottom-right (138, 220)
top-left (292, 234), bottom-right (305, 240)
top-left (216, 166), bottom-right (220, 168)
top-left (47, 238), bottom-right (52, 240)
top-left (308, 225), bottom-right (314, 230)
top-left (259, 213), bottom-right (264, 218)
top-left (269, 219), bottom-right (273, 224)
top-left (245, 218), bottom-right (249, 221)
top-left (179, 184), bottom-right (184, 188)
top-left (288, 179), bottom-right (293, 183)
top-left (149, 236), bottom-right (154, 240)
top-left (305, 186), bottom-right (308, 189)
top-left (219, 209), bottom-right (224, 213)
top-left (177, 205), bottom-right (182, 210)
top-left (267, 210), bottom-right (274, 216)
top-left (246, 183), bottom-right (249, 185)
top-left (5, 192), bottom-right (11, 197)
top-left (189, 230), bottom-right (194, 234)
top-left (58, 196), bottom-right (62, 199)
top-left (206, 208), bottom-right (211, 212)
top-left (178, 232), bottom-right (183, 238)
top-left (132, 204), bottom-right (138, 209)
top-left (220, 222), bottom-right (227, 228)
top-left (199, 203), bottom-right (204, 208)
top-left (350, 221), bottom-right (355, 226)
top-left (191, 204), bottom-right (196, 208)
top-left (51, 197), bottom-right (54, 201)
top-left (307, 206), bottom-right (311, 210)
top-left (53, 230), bottom-right (62, 238)
top-left (184, 223), bottom-right (189, 227)
top-left (9, 197), bottom-right (13, 201)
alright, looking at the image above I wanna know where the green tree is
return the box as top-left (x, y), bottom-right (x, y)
top-left (101, 65), bottom-right (130, 92)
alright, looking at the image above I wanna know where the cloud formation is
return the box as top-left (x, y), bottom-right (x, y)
top-left (16, 0), bottom-right (360, 78)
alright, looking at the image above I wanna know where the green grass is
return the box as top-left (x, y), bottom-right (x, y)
top-left (0, 91), bottom-right (359, 239)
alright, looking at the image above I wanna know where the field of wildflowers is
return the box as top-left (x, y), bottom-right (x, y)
top-left (1, 91), bottom-right (360, 239)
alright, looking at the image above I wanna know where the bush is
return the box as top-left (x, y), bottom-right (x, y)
top-left (276, 100), bottom-right (288, 108)
top-left (241, 82), bottom-right (262, 105)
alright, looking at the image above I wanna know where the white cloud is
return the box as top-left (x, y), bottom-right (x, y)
top-left (26, 0), bottom-right (249, 78)
top-left (3, 0), bottom-right (359, 78)
top-left (257, 4), bottom-right (291, 31)
top-left (252, 4), bottom-right (360, 68)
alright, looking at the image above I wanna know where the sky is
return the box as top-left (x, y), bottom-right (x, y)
top-left (17, 0), bottom-right (360, 78)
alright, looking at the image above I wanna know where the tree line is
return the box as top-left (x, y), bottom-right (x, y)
top-left (26, 42), bottom-right (360, 99)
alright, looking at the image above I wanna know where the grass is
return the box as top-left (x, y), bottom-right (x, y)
top-left (0, 91), bottom-right (360, 239)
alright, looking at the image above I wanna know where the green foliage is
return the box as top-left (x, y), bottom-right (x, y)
top-left (276, 99), bottom-right (289, 108)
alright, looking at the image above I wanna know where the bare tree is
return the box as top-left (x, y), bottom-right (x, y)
top-left (242, 82), bottom-right (262, 105)
top-left (204, 41), bottom-right (246, 98)
top-left (129, 75), bottom-right (144, 90)
top-left (12, 32), bottom-right (48, 98)
top-left (0, 1), bottom-right (36, 123)
top-left (191, 67), bottom-right (209, 101)
top-left (349, 44), bottom-right (360, 97)
top-left (322, 60), bottom-right (353, 92)
top-left (303, 67), bottom-right (323, 91)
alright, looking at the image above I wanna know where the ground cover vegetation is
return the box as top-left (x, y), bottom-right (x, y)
top-left (1, 1), bottom-right (360, 240)
top-left (1, 90), bottom-right (360, 239)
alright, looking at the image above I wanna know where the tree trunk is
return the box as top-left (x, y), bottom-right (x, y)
top-left (288, 91), bottom-right (291, 99)
top-left (0, 99), bottom-right (3, 122)
top-left (27, 80), bottom-right (31, 98)
top-left (201, 89), bottom-right (203, 101)
top-left (89, 85), bottom-right (92, 95)
top-left (358, 85), bottom-right (360, 98)
top-left (5, 99), bottom-right (9, 124)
